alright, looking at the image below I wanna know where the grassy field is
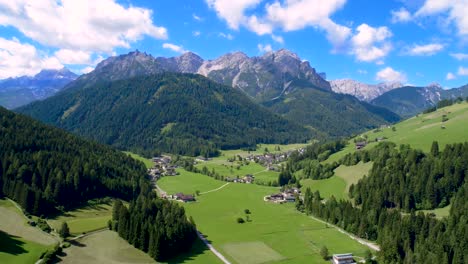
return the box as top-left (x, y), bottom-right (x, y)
top-left (159, 169), bottom-right (227, 195)
top-left (158, 170), bottom-right (372, 264)
top-left (0, 198), bottom-right (56, 264)
top-left (220, 143), bottom-right (309, 158)
top-left (300, 177), bottom-right (347, 200)
top-left (325, 102), bottom-right (468, 163)
top-left (334, 162), bottom-right (373, 194)
top-left (48, 201), bottom-right (113, 235)
top-left (124, 151), bottom-right (153, 169)
top-left (419, 204), bottom-right (451, 218)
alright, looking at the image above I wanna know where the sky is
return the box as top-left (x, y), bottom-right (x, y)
top-left (0, 0), bottom-right (467, 88)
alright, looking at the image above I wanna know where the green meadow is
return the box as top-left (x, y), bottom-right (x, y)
top-left (325, 102), bottom-right (468, 163)
top-left (0, 198), bottom-right (56, 264)
top-left (124, 151), bottom-right (154, 169)
top-left (158, 170), bottom-right (372, 264)
top-left (48, 201), bottom-right (114, 235)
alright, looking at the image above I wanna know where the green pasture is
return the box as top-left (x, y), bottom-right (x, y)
top-left (124, 151), bottom-right (154, 169)
top-left (325, 102), bottom-right (468, 163)
top-left (159, 170), bottom-right (372, 263)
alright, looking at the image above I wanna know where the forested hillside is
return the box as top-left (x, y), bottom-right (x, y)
top-left (18, 73), bottom-right (312, 157)
top-left (0, 107), bottom-right (148, 216)
top-left (264, 85), bottom-right (400, 138)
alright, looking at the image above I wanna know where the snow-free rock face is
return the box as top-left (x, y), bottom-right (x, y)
top-left (0, 68), bottom-right (78, 109)
top-left (330, 79), bottom-right (403, 102)
top-left (197, 49), bottom-right (331, 100)
top-left (82, 49), bottom-right (330, 101)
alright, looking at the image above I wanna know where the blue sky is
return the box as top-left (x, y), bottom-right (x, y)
top-left (0, 0), bottom-right (467, 88)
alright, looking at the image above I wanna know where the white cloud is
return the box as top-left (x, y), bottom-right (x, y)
top-left (193, 14), bottom-right (203, 21)
top-left (0, 0), bottom-right (168, 53)
top-left (205, 0), bottom-right (261, 30)
top-left (271, 34), bottom-right (284, 44)
top-left (446, 72), bottom-right (456, 80)
top-left (193, 31), bottom-right (201, 37)
top-left (55, 49), bottom-right (91, 64)
top-left (376, 67), bottom-right (407, 83)
top-left (450, 53), bottom-right (468, 60)
top-left (357, 69), bottom-right (368, 74)
top-left (406, 43), bottom-right (444, 56)
top-left (81, 66), bottom-right (95, 74)
top-left (162, 43), bottom-right (187, 54)
top-left (350, 24), bottom-right (393, 62)
top-left (391, 7), bottom-right (412, 23)
top-left (416, 0), bottom-right (468, 36)
top-left (458, 66), bottom-right (468, 76)
top-left (257, 43), bottom-right (273, 53)
top-left (0, 37), bottom-right (63, 78)
top-left (218, 32), bottom-right (234, 40)
top-left (205, 0), bottom-right (350, 49)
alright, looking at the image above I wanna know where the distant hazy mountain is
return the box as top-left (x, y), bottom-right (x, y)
top-left (0, 68), bottom-right (78, 109)
top-left (371, 83), bottom-right (444, 118)
top-left (330, 79), bottom-right (402, 102)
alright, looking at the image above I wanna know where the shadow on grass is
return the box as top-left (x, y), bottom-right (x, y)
top-left (165, 238), bottom-right (212, 264)
top-left (0, 230), bottom-right (28, 255)
top-left (69, 240), bottom-right (86, 248)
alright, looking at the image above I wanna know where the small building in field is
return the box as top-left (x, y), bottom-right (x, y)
top-left (355, 141), bottom-right (367, 150)
top-left (332, 253), bottom-right (356, 264)
top-left (174, 193), bottom-right (196, 202)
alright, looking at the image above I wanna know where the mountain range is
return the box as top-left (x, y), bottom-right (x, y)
top-left (0, 68), bottom-right (78, 109)
top-left (17, 50), bottom-right (400, 153)
top-left (330, 79), bottom-right (403, 102)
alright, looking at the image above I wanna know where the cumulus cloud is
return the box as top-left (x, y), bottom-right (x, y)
top-left (350, 24), bottom-right (393, 62)
top-left (0, 37), bottom-right (63, 78)
top-left (257, 43), bottom-right (273, 53)
top-left (450, 53), bottom-right (468, 60)
top-left (162, 43), bottom-right (187, 54)
top-left (0, 0), bottom-right (168, 53)
top-left (458, 66), bottom-right (468, 76)
top-left (446, 72), bottom-right (456, 80)
top-left (205, 0), bottom-right (350, 49)
top-left (376, 67), bottom-right (407, 83)
top-left (81, 66), bottom-right (95, 74)
top-left (406, 43), bottom-right (444, 56)
top-left (55, 49), bottom-right (91, 64)
top-left (193, 31), bottom-right (201, 37)
top-left (415, 0), bottom-right (468, 36)
top-left (391, 7), bottom-right (412, 23)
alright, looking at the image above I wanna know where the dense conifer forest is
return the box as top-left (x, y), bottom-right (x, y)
top-left (0, 106), bottom-right (148, 215)
top-left (290, 141), bottom-right (467, 263)
top-left (18, 73), bottom-right (313, 157)
top-left (111, 197), bottom-right (197, 261)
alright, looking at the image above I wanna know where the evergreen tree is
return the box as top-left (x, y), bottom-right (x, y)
top-left (59, 222), bottom-right (70, 238)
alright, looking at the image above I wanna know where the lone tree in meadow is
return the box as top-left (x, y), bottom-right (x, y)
top-left (320, 246), bottom-right (329, 260)
top-left (59, 221), bottom-right (70, 238)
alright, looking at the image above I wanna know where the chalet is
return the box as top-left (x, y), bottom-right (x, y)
top-left (243, 174), bottom-right (254, 184)
top-left (283, 194), bottom-right (296, 202)
top-left (174, 193), bottom-right (195, 202)
top-left (332, 253), bottom-right (356, 264)
top-left (355, 141), bottom-right (367, 150)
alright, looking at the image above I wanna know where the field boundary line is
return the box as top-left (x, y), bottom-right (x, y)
top-left (196, 231), bottom-right (231, 264)
top-left (307, 214), bottom-right (380, 251)
top-left (200, 183), bottom-right (230, 194)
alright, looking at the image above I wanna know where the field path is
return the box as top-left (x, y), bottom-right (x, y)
top-left (307, 214), bottom-right (380, 251)
top-left (200, 183), bottom-right (230, 194)
top-left (196, 231), bottom-right (231, 264)
top-left (156, 184), bottom-right (231, 264)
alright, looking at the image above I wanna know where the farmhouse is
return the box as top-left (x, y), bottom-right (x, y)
top-left (174, 193), bottom-right (195, 202)
top-left (332, 253), bottom-right (356, 264)
top-left (355, 141), bottom-right (367, 150)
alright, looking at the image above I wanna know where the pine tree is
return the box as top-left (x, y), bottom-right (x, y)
top-left (59, 222), bottom-right (70, 238)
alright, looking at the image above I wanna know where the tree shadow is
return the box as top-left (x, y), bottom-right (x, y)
top-left (0, 230), bottom-right (28, 255)
top-left (69, 240), bottom-right (87, 248)
top-left (165, 237), bottom-right (213, 264)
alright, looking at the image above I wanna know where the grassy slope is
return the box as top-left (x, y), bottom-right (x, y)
top-left (419, 204), bottom-right (451, 218)
top-left (325, 102), bottom-right (468, 163)
top-left (124, 151), bottom-right (153, 169)
top-left (0, 198), bottom-right (56, 264)
top-left (48, 202), bottom-right (113, 235)
top-left (158, 171), bottom-right (371, 264)
top-left (159, 169), bottom-right (226, 194)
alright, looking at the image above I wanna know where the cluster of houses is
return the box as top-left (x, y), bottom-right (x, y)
top-left (169, 193), bottom-right (196, 203)
top-left (245, 148), bottom-right (306, 170)
top-left (225, 174), bottom-right (254, 184)
top-left (264, 187), bottom-right (301, 203)
top-left (148, 155), bottom-right (178, 180)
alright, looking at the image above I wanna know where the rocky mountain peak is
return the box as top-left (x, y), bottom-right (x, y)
top-left (174, 52), bottom-right (204, 73)
top-left (330, 79), bottom-right (403, 102)
top-left (34, 67), bottom-right (78, 80)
